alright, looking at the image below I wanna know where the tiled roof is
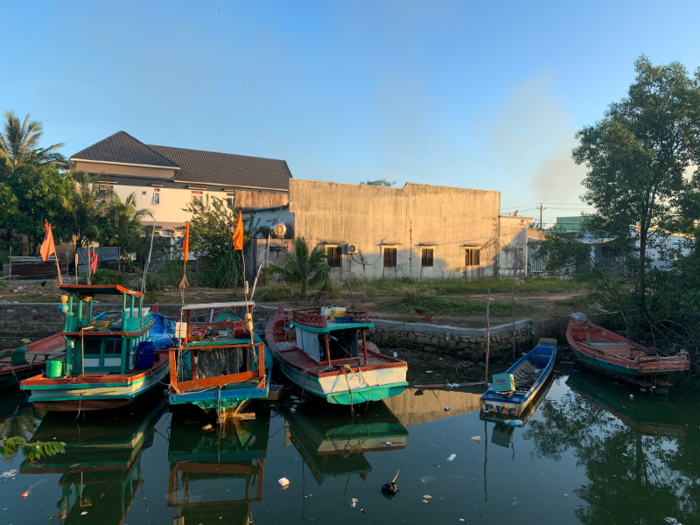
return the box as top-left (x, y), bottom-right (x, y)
top-left (147, 144), bottom-right (292, 190)
top-left (71, 131), bottom-right (180, 168)
top-left (71, 131), bottom-right (292, 191)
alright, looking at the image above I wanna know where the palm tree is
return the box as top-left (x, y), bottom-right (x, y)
top-left (103, 192), bottom-right (152, 261)
top-left (61, 171), bottom-right (112, 247)
top-left (0, 110), bottom-right (65, 175)
top-left (271, 237), bottom-right (331, 301)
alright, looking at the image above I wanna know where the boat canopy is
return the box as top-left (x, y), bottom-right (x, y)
top-left (182, 301), bottom-right (255, 311)
top-left (58, 284), bottom-right (143, 297)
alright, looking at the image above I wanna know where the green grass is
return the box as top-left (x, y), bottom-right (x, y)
top-left (381, 296), bottom-right (524, 317)
top-left (349, 276), bottom-right (585, 296)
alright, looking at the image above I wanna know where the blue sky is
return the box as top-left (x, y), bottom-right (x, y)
top-left (4, 0), bottom-right (698, 225)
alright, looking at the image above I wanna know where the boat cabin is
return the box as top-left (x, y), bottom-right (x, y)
top-left (170, 302), bottom-right (266, 392)
top-left (58, 285), bottom-right (154, 375)
top-left (290, 308), bottom-right (373, 367)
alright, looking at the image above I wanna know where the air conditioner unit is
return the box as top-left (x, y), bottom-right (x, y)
top-left (344, 244), bottom-right (360, 255)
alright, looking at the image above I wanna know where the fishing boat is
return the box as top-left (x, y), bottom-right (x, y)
top-left (168, 302), bottom-right (272, 422)
top-left (265, 306), bottom-right (408, 405)
top-left (566, 312), bottom-right (690, 386)
top-left (20, 394), bottom-right (167, 525)
top-left (0, 333), bottom-right (65, 389)
top-left (20, 285), bottom-right (170, 411)
top-left (480, 338), bottom-right (557, 417)
top-left (167, 406), bottom-right (270, 525)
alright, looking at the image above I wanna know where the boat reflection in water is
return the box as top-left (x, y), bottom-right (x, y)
top-left (167, 406), bottom-right (270, 525)
top-left (20, 393), bottom-right (167, 524)
top-left (283, 402), bottom-right (408, 484)
top-left (566, 370), bottom-right (687, 438)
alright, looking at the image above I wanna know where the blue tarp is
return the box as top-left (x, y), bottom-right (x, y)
top-left (151, 312), bottom-right (177, 350)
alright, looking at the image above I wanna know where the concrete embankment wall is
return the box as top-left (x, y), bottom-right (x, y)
top-left (1, 303), bottom-right (620, 364)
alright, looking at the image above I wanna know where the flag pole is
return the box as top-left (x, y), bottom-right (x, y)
top-left (54, 252), bottom-right (63, 285)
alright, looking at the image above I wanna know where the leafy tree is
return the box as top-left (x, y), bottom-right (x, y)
top-left (182, 195), bottom-right (259, 287)
top-left (360, 179), bottom-right (396, 187)
top-left (0, 110), bottom-right (65, 175)
top-left (5, 164), bottom-right (74, 248)
top-left (270, 237), bottom-right (331, 301)
top-left (102, 192), bottom-right (152, 261)
top-left (0, 183), bottom-right (18, 228)
top-left (60, 171), bottom-right (113, 248)
top-left (572, 56), bottom-right (700, 319)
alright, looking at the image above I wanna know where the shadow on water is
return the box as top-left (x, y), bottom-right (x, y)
top-left (167, 406), bottom-right (270, 525)
top-left (19, 393), bottom-right (168, 525)
top-left (522, 370), bottom-right (700, 525)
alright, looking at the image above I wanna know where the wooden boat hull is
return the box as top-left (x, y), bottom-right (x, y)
top-left (0, 333), bottom-right (65, 389)
top-left (20, 351), bottom-right (169, 412)
top-left (275, 356), bottom-right (407, 404)
top-left (480, 339), bottom-right (557, 417)
top-left (566, 314), bottom-right (689, 385)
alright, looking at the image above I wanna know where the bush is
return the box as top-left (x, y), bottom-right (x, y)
top-left (79, 268), bottom-right (124, 285)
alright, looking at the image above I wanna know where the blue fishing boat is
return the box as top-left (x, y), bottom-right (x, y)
top-left (168, 302), bottom-right (273, 422)
top-left (480, 338), bottom-right (557, 418)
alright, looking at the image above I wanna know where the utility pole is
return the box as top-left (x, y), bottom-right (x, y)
top-left (536, 203), bottom-right (546, 230)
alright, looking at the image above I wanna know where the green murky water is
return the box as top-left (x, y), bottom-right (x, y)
top-left (0, 368), bottom-right (697, 525)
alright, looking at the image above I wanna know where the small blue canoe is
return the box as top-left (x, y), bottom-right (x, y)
top-left (480, 338), bottom-right (557, 418)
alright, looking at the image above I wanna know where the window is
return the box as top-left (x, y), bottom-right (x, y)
top-left (384, 247), bottom-right (397, 268)
top-left (226, 197), bottom-right (234, 208)
top-left (152, 189), bottom-right (160, 205)
top-left (421, 248), bottom-right (433, 267)
top-left (191, 191), bottom-right (203, 204)
top-left (465, 248), bottom-right (481, 267)
top-left (327, 246), bottom-right (342, 268)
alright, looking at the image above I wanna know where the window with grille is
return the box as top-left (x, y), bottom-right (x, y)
top-left (326, 246), bottom-right (342, 268)
top-left (465, 248), bottom-right (481, 267)
top-left (421, 248), bottom-right (433, 267)
top-left (384, 247), bottom-right (397, 268)
top-left (191, 191), bottom-right (203, 204)
top-left (152, 189), bottom-right (160, 205)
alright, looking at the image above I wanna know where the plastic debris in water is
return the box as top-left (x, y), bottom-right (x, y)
top-left (0, 470), bottom-right (17, 478)
top-left (422, 499), bottom-right (429, 503)
top-left (444, 407), bottom-right (450, 412)
top-left (471, 436), bottom-right (481, 443)
top-left (350, 498), bottom-right (358, 508)
top-left (278, 478), bottom-right (290, 488)
top-left (80, 512), bottom-right (88, 516)
top-left (665, 518), bottom-right (683, 525)
top-left (629, 394), bottom-right (634, 399)
top-left (423, 495), bottom-right (432, 499)
top-left (202, 424), bottom-right (213, 431)
top-left (381, 468), bottom-right (401, 496)
top-left (503, 420), bottom-right (524, 427)
top-left (425, 371), bottom-right (433, 374)
top-left (21, 490), bottom-right (29, 498)
top-left (447, 454), bottom-right (456, 462)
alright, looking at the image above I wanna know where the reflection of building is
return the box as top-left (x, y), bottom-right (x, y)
top-left (283, 403), bottom-right (407, 484)
top-left (167, 408), bottom-right (270, 525)
top-left (20, 395), bottom-right (167, 525)
top-left (383, 387), bottom-right (482, 426)
top-left (245, 180), bottom-right (530, 280)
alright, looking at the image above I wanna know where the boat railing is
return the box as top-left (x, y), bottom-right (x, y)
top-left (291, 308), bottom-right (371, 328)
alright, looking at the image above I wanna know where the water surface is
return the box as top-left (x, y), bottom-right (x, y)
top-left (0, 369), bottom-right (697, 525)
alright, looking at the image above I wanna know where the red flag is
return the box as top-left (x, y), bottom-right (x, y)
top-left (232, 212), bottom-right (244, 251)
top-left (90, 249), bottom-right (98, 273)
top-left (183, 222), bottom-right (190, 262)
top-left (39, 221), bottom-right (56, 262)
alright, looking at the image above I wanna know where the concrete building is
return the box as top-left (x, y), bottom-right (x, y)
top-left (70, 131), bottom-right (291, 234)
top-left (247, 179), bottom-right (530, 280)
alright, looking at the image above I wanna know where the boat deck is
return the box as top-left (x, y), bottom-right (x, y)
top-left (274, 342), bottom-right (404, 376)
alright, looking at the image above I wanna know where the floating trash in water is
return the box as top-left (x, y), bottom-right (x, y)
top-left (80, 511), bottom-right (88, 516)
top-left (202, 424), bottom-right (213, 431)
top-left (425, 371), bottom-right (433, 374)
top-left (381, 468), bottom-right (401, 496)
top-left (471, 436), bottom-right (481, 443)
top-left (665, 518), bottom-right (683, 525)
top-left (444, 407), bottom-right (450, 412)
top-left (512, 501), bottom-right (520, 506)
top-left (447, 454), bottom-right (456, 462)
top-left (422, 499), bottom-right (429, 503)
top-left (630, 394), bottom-right (634, 399)
top-left (278, 478), bottom-right (290, 488)
top-left (0, 470), bottom-right (16, 478)
top-left (350, 498), bottom-right (358, 508)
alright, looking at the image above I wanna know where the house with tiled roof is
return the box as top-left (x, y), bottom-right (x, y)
top-left (70, 131), bottom-right (291, 232)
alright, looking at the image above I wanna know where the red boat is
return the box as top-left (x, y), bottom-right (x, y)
top-left (0, 333), bottom-right (65, 389)
top-left (566, 313), bottom-right (690, 387)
